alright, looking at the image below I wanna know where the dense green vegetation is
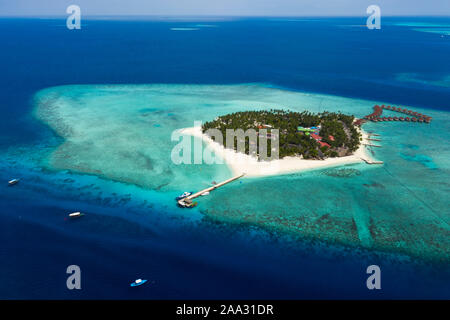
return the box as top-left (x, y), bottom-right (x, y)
top-left (202, 109), bottom-right (361, 160)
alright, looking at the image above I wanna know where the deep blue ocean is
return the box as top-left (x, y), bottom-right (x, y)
top-left (0, 17), bottom-right (449, 299)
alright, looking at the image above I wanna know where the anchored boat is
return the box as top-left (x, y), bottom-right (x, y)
top-left (68, 212), bottom-right (84, 219)
top-left (8, 179), bottom-right (19, 186)
top-left (176, 191), bottom-right (193, 200)
top-left (130, 279), bottom-right (147, 287)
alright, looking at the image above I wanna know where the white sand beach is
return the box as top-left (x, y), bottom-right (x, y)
top-left (179, 124), bottom-right (378, 177)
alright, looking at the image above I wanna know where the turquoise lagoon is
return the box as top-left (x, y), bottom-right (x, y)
top-left (34, 84), bottom-right (450, 262)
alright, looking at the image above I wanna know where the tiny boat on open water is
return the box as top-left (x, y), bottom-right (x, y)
top-left (68, 212), bottom-right (85, 219)
top-left (8, 179), bottom-right (20, 186)
top-left (130, 279), bottom-right (147, 287)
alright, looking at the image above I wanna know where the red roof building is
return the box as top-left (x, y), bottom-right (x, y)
top-left (310, 133), bottom-right (330, 148)
top-left (318, 141), bottom-right (331, 148)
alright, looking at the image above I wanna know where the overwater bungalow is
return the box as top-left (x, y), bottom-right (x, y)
top-left (361, 104), bottom-right (433, 126)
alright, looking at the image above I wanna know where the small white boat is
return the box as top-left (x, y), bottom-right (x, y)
top-left (8, 179), bottom-right (19, 186)
top-left (176, 191), bottom-right (193, 200)
top-left (201, 191), bottom-right (210, 196)
top-left (130, 279), bottom-right (147, 287)
top-left (68, 212), bottom-right (84, 219)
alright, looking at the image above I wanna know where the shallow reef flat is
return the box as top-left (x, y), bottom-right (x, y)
top-left (34, 84), bottom-right (450, 262)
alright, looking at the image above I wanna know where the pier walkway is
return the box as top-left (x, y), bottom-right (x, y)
top-left (361, 135), bottom-right (383, 164)
top-left (186, 173), bottom-right (245, 200)
top-left (363, 143), bottom-right (382, 148)
top-left (360, 157), bottom-right (384, 164)
top-left (178, 173), bottom-right (246, 208)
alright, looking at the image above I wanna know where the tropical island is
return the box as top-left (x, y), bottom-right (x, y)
top-left (201, 110), bottom-right (361, 160)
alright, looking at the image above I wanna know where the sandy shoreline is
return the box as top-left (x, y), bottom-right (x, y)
top-left (179, 124), bottom-right (378, 177)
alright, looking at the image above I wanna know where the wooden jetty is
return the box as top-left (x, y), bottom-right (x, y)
top-left (363, 143), bottom-right (382, 148)
top-left (178, 173), bottom-right (246, 208)
top-left (360, 158), bottom-right (383, 165)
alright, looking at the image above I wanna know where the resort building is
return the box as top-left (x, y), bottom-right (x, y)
top-left (311, 133), bottom-right (331, 148)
